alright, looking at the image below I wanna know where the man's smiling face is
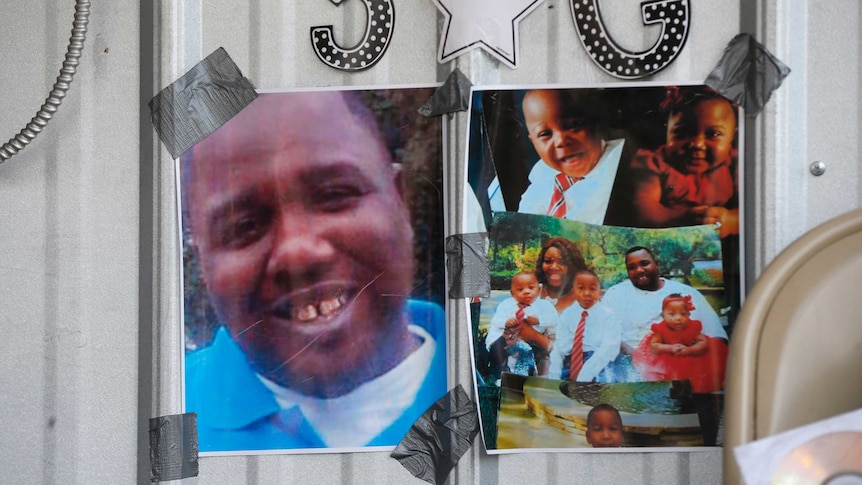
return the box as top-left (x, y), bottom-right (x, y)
top-left (625, 249), bottom-right (661, 291)
top-left (184, 92), bottom-right (416, 397)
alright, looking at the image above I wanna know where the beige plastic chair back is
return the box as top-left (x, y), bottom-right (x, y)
top-left (724, 208), bottom-right (862, 484)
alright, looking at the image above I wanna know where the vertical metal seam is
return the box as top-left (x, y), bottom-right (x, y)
top-left (139, 0), bottom-right (159, 482)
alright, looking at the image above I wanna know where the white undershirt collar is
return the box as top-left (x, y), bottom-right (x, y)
top-left (259, 324), bottom-right (435, 447)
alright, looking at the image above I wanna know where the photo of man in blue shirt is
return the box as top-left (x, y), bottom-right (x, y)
top-left (180, 89), bottom-right (447, 453)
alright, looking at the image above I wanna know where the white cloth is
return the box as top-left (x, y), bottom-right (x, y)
top-left (260, 324), bottom-right (435, 448)
top-left (600, 278), bottom-right (728, 350)
top-left (463, 180), bottom-right (489, 233)
top-left (487, 177), bottom-right (506, 214)
top-left (514, 138), bottom-right (625, 225)
top-left (486, 297), bottom-right (560, 349)
top-left (735, 408), bottom-right (862, 485)
top-left (549, 302), bottom-right (622, 381)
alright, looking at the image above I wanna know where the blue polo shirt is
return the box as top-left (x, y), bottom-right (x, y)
top-left (185, 299), bottom-right (447, 452)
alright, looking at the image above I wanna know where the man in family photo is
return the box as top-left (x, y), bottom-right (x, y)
top-left (602, 245), bottom-right (727, 446)
top-left (181, 90), bottom-right (447, 452)
top-left (602, 246), bottom-right (728, 359)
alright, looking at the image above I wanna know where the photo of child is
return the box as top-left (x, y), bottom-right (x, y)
top-left (495, 375), bottom-right (703, 450)
top-left (585, 403), bottom-right (625, 448)
top-left (626, 85), bottom-right (740, 237)
top-left (512, 89), bottom-right (626, 224)
top-left (549, 269), bottom-right (621, 382)
top-left (464, 83), bottom-right (742, 453)
top-left (486, 271), bottom-right (560, 379)
top-left (632, 293), bottom-right (729, 393)
top-left (480, 88), bottom-right (627, 225)
top-left (470, 211), bottom-right (727, 451)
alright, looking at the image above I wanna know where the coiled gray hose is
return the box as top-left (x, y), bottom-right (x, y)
top-left (0, 0), bottom-right (90, 162)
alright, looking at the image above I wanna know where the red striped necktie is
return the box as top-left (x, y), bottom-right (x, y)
top-left (568, 310), bottom-right (588, 381)
top-left (547, 173), bottom-right (583, 218)
top-left (515, 303), bottom-right (526, 324)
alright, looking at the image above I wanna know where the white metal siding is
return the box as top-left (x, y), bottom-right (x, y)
top-left (1, 0), bottom-right (859, 483)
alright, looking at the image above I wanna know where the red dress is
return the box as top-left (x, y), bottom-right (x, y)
top-left (631, 146), bottom-right (736, 209)
top-left (632, 320), bottom-right (728, 393)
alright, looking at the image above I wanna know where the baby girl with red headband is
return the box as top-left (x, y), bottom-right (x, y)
top-left (631, 293), bottom-right (728, 393)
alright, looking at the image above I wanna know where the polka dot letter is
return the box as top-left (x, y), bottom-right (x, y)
top-left (311, 0), bottom-right (394, 72)
top-left (571, 0), bottom-right (690, 79)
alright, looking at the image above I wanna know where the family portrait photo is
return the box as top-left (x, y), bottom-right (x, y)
top-left (464, 83), bottom-right (741, 452)
top-left (472, 213), bottom-right (729, 451)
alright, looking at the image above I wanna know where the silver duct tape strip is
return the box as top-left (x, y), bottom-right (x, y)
top-left (149, 47), bottom-right (257, 158)
top-left (705, 33), bottom-right (791, 117)
top-left (445, 232), bottom-right (490, 299)
top-left (391, 385), bottom-right (480, 485)
top-left (149, 413), bottom-right (199, 482)
top-left (418, 68), bottom-right (472, 117)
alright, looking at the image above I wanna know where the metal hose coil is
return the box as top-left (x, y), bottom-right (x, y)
top-left (0, 0), bottom-right (90, 162)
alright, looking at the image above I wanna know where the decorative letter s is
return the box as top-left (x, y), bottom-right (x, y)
top-left (571, 0), bottom-right (690, 79)
top-left (311, 0), bottom-right (394, 71)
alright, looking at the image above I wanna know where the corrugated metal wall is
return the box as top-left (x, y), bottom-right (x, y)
top-left (0, 1), bottom-right (140, 483)
top-left (1, 0), bottom-right (859, 483)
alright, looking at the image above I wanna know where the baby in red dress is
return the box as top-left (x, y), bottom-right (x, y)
top-left (628, 86), bottom-right (739, 238)
top-left (632, 293), bottom-right (728, 393)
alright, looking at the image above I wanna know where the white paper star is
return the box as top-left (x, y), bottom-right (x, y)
top-left (432, 0), bottom-right (544, 69)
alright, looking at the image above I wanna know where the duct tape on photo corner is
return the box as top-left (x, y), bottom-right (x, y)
top-left (445, 232), bottom-right (490, 299)
top-left (391, 384), bottom-right (480, 485)
top-left (149, 412), bottom-right (199, 482)
top-left (705, 33), bottom-right (791, 117)
top-left (418, 68), bottom-right (472, 118)
top-left (149, 47), bottom-right (258, 159)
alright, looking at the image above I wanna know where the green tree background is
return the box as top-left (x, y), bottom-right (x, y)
top-left (488, 212), bottom-right (724, 292)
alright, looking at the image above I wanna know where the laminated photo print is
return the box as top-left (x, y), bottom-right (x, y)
top-left (465, 83), bottom-right (743, 315)
top-left (179, 86), bottom-right (447, 455)
top-left (499, 376), bottom-right (704, 449)
top-left (462, 83), bottom-right (742, 453)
